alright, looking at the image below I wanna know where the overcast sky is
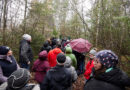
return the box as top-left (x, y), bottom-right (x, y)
top-left (8, 0), bottom-right (93, 26)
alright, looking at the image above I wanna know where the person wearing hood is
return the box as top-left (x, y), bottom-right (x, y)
top-left (84, 49), bottom-right (97, 82)
top-left (48, 44), bottom-right (62, 67)
top-left (64, 56), bottom-right (77, 83)
top-left (41, 53), bottom-right (72, 90)
top-left (0, 68), bottom-right (40, 90)
top-left (19, 34), bottom-right (33, 69)
top-left (40, 41), bottom-right (52, 53)
top-left (65, 47), bottom-right (77, 69)
top-left (84, 50), bottom-right (130, 90)
top-left (0, 46), bottom-right (19, 85)
top-left (32, 50), bottom-right (50, 85)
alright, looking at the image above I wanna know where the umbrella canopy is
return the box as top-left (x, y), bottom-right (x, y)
top-left (69, 38), bottom-right (92, 53)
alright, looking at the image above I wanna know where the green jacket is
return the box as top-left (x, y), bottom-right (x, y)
top-left (65, 47), bottom-right (77, 69)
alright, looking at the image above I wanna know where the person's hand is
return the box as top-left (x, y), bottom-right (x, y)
top-left (28, 61), bottom-right (30, 65)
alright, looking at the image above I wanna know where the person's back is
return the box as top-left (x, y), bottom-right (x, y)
top-left (65, 56), bottom-right (77, 82)
top-left (65, 47), bottom-right (77, 69)
top-left (40, 41), bottom-right (52, 52)
top-left (41, 53), bottom-right (72, 90)
top-left (48, 48), bottom-right (62, 67)
top-left (32, 50), bottom-right (50, 84)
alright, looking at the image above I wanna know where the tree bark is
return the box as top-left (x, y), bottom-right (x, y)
top-left (23, 0), bottom-right (27, 33)
top-left (2, 0), bottom-right (7, 45)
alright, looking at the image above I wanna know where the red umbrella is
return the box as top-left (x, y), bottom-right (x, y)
top-left (69, 38), bottom-right (92, 53)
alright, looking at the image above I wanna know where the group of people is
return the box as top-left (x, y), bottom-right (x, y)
top-left (0, 33), bottom-right (130, 90)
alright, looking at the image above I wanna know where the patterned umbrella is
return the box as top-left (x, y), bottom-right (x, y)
top-left (69, 38), bottom-right (92, 53)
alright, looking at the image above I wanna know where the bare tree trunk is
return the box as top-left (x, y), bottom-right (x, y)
top-left (0, 0), bottom-right (4, 28)
top-left (2, 0), bottom-right (7, 45)
top-left (23, 0), bottom-right (27, 33)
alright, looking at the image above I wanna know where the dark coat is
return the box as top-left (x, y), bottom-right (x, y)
top-left (40, 41), bottom-right (52, 53)
top-left (41, 65), bottom-right (72, 90)
top-left (84, 68), bottom-right (130, 90)
top-left (19, 39), bottom-right (33, 64)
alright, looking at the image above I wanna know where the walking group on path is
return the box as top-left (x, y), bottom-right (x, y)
top-left (0, 34), bottom-right (130, 90)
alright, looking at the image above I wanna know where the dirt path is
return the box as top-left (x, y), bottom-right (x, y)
top-left (73, 74), bottom-right (85, 90)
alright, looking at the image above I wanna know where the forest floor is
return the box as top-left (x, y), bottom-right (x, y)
top-left (29, 73), bottom-right (86, 90)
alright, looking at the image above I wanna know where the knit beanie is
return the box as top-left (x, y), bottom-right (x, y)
top-left (22, 34), bottom-right (31, 41)
top-left (57, 53), bottom-right (66, 64)
top-left (95, 50), bottom-right (118, 68)
top-left (0, 46), bottom-right (10, 55)
top-left (39, 50), bottom-right (48, 60)
top-left (7, 68), bottom-right (30, 89)
top-left (89, 49), bottom-right (97, 55)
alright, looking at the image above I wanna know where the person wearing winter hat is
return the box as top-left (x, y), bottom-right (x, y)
top-left (65, 46), bottom-right (77, 69)
top-left (0, 46), bottom-right (19, 85)
top-left (41, 53), bottom-right (73, 90)
top-left (0, 68), bottom-right (40, 90)
top-left (64, 56), bottom-right (77, 83)
top-left (22, 34), bottom-right (32, 42)
top-left (47, 44), bottom-right (62, 68)
top-left (84, 50), bottom-right (130, 90)
top-left (32, 50), bottom-right (50, 85)
top-left (84, 48), bottom-right (97, 82)
top-left (19, 34), bottom-right (33, 70)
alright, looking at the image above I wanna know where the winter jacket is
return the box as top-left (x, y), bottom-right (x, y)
top-left (32, 51), bottom-right (50, 83)
top-left (51, 39), bottom-right (57, 49)
top-left (19, 39), bottom-right (33, 64)
top-left (84, 59), bottom-right (94, 80)
top-left (73, 50), bottom-right (85, 74)
top-left (0, 55), bottom-right (19, 85)
top-left (65, 47), bottom-right (77, 69)
top-left (40, 41), bottom-right (52, 53)
top-left (48, 48), bottom-right (62, 67)
top-left (41, 65), bottom-right (72, 90)
top-left (0, 82), bottom-right (40, 90)
top-left (64, 56), bottom-right (77, 82)
top-left (84, 68), bottom-right (130, 90)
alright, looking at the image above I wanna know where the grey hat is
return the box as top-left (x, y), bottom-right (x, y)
top-left (22, 34), bottom-right (31, 41)
top-left (89, 49), bottom-right (97, 55)
top-left (8, 68), bottom-right (30, 89)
